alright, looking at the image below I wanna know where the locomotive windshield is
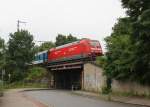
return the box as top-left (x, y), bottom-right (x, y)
top-left (90, 41), bottom-right (99, 47)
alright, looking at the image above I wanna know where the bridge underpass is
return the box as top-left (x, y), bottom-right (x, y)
top-left (48, 61), bottom-right (84, 90)
top-left (53, 69), bottom-right (82, 89)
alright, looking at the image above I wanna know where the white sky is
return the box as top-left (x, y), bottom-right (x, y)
top-left (0, 0), bottom-right (125, 51)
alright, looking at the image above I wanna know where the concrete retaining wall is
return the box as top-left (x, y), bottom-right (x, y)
top-left (83, 63), bottom-right (106, 92)
top-left (112, 80), bottom-right (150, 95)
top-left (83, 63), bottom-right (150, 95)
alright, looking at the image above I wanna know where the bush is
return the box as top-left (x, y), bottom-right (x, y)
top-left (96, 56), bottom-right (107, 68)
top-left (101, 86), bottom-right (112, 94)
top-left (0, 80), bottom-right (3, 97)
top-left (26, 67), bottom-right (48, 81)
top-left (4, 81), bottom-right (48, 89)
top-left (102, 78), bottom-right (112, 94)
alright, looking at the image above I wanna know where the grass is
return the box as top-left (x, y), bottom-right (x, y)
top-left (110, 91), bottom-right (150, 99)
top-left (0, 81), bottom-right (48, 96)
top-left (3, 82), bottom-right (48, 89)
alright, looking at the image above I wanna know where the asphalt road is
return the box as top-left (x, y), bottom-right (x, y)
top-left (24, 90), bottom-right (146, 107)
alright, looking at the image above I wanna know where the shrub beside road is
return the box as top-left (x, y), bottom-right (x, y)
top-left (0, 80), bottom-right (3, 96)
top-left (0, 80), bottom-right (48, 97)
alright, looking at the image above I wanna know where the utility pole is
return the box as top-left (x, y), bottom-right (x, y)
top-left (17, 20), bottom-right (27, 32)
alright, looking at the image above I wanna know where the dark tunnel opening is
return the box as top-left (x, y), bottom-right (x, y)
top-left (53, 69), bottom-right (83, 90)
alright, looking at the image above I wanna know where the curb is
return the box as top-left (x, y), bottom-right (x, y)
top-left (71, 91), bottom-right (108, 101)
top-left (72, 91), bottom-right (150, 107)
top-left (111, 99), bottom-right (150, 107)
top-left (21, 88), bottom-right (53, 92)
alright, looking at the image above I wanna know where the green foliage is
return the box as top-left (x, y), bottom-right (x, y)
top-left (121, 0), bottom-right (150, 84)
top-left (0, 80), bottom-right (3, 96)
top-left (102, 0), bottom-right (150, 85)
top-left (0, 37), bottom-right (5, 70)
top-left (6, 30), bottom-right (35, 82)
top-left (121, 0), bottom-right (150, 21)
top-left (101, 86), bottom-right (112, 94)
top-left (55, 34), bottom-right (66, 46)
top-left (8, 30), bottom-right (35, 63)
top-left (0, 80), bottom-right (2, 89)
top-left (4, 81), bottom-right (48, 89)
top-left (33, 45), bottom-right (40, 53)
top-left (26, 67), bottom-right (47, 81)
top-left (34, 41), bottom-right (55, 53)
top-left (102, 18), bottom-right (134, 80)
top-left (67, 34), bottom-right (78, 43)
top-left (38, 42), bottom-right (55, 51)
top-left (96, 56), bottom-right (107, 68)
top-left (0, 37), bottom-right (4, 48)
top-left (55, 34), bottom-right (78, 46)
top-left (105, 34), bottom-right (134, 80)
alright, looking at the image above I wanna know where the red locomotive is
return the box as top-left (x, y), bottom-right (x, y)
top-left (48, 39), bottom-right (102, 64)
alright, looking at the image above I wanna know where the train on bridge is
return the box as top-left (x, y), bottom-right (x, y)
top-left (32, 38), bottom-right (103, 89)
top-left (32, 38), bottom-right (103, 65)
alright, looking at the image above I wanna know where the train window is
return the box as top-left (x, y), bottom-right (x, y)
top-left (39, 55), bottom-right (41, 60)
top-left (35, 56), bottom-right (38, 61)
top-left (43, 53), bottom-right (46, 60)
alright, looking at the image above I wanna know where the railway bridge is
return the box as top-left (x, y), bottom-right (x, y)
top-left (47, 61), bottom-right (105, 92)
top-left (32, 39), bottom-right (104, 92)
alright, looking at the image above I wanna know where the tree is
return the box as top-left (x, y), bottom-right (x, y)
top-left (55, 34), bottom-right (67, 46)
top-left (66, 34), bottom-right (78, 43)
top-left (121, 0), bottom-right (150, 84)
top-left (26, 67), bottom-right (47, 81)
top-left (102, 17), bottom-right (134, 80)
top-left (102, 0), bottom-right (150, 85)
top-left (0, 37), bottom-right (4, 49)
top-left (7, 30), bottom-right (35, 81)
top-left (55, 34), bottom-right (78, 46)
top-left (33, 41), bottom-right (55, 54)
top-left (38, 41), bottom-right (55, 52)
top-left (0, 37), bottom-right (5, 70)
top-left (104, 34), bottom-right (134, 80)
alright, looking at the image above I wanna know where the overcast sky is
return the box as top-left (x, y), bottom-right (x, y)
top-left (0, 0), bottom-right (125, 51)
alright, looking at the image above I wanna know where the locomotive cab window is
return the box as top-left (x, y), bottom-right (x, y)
top-left (90, 41), bottom-right (99, 47)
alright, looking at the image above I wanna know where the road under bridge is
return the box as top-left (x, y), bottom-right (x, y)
top-left (24, 90), bottom-right (145, 107)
